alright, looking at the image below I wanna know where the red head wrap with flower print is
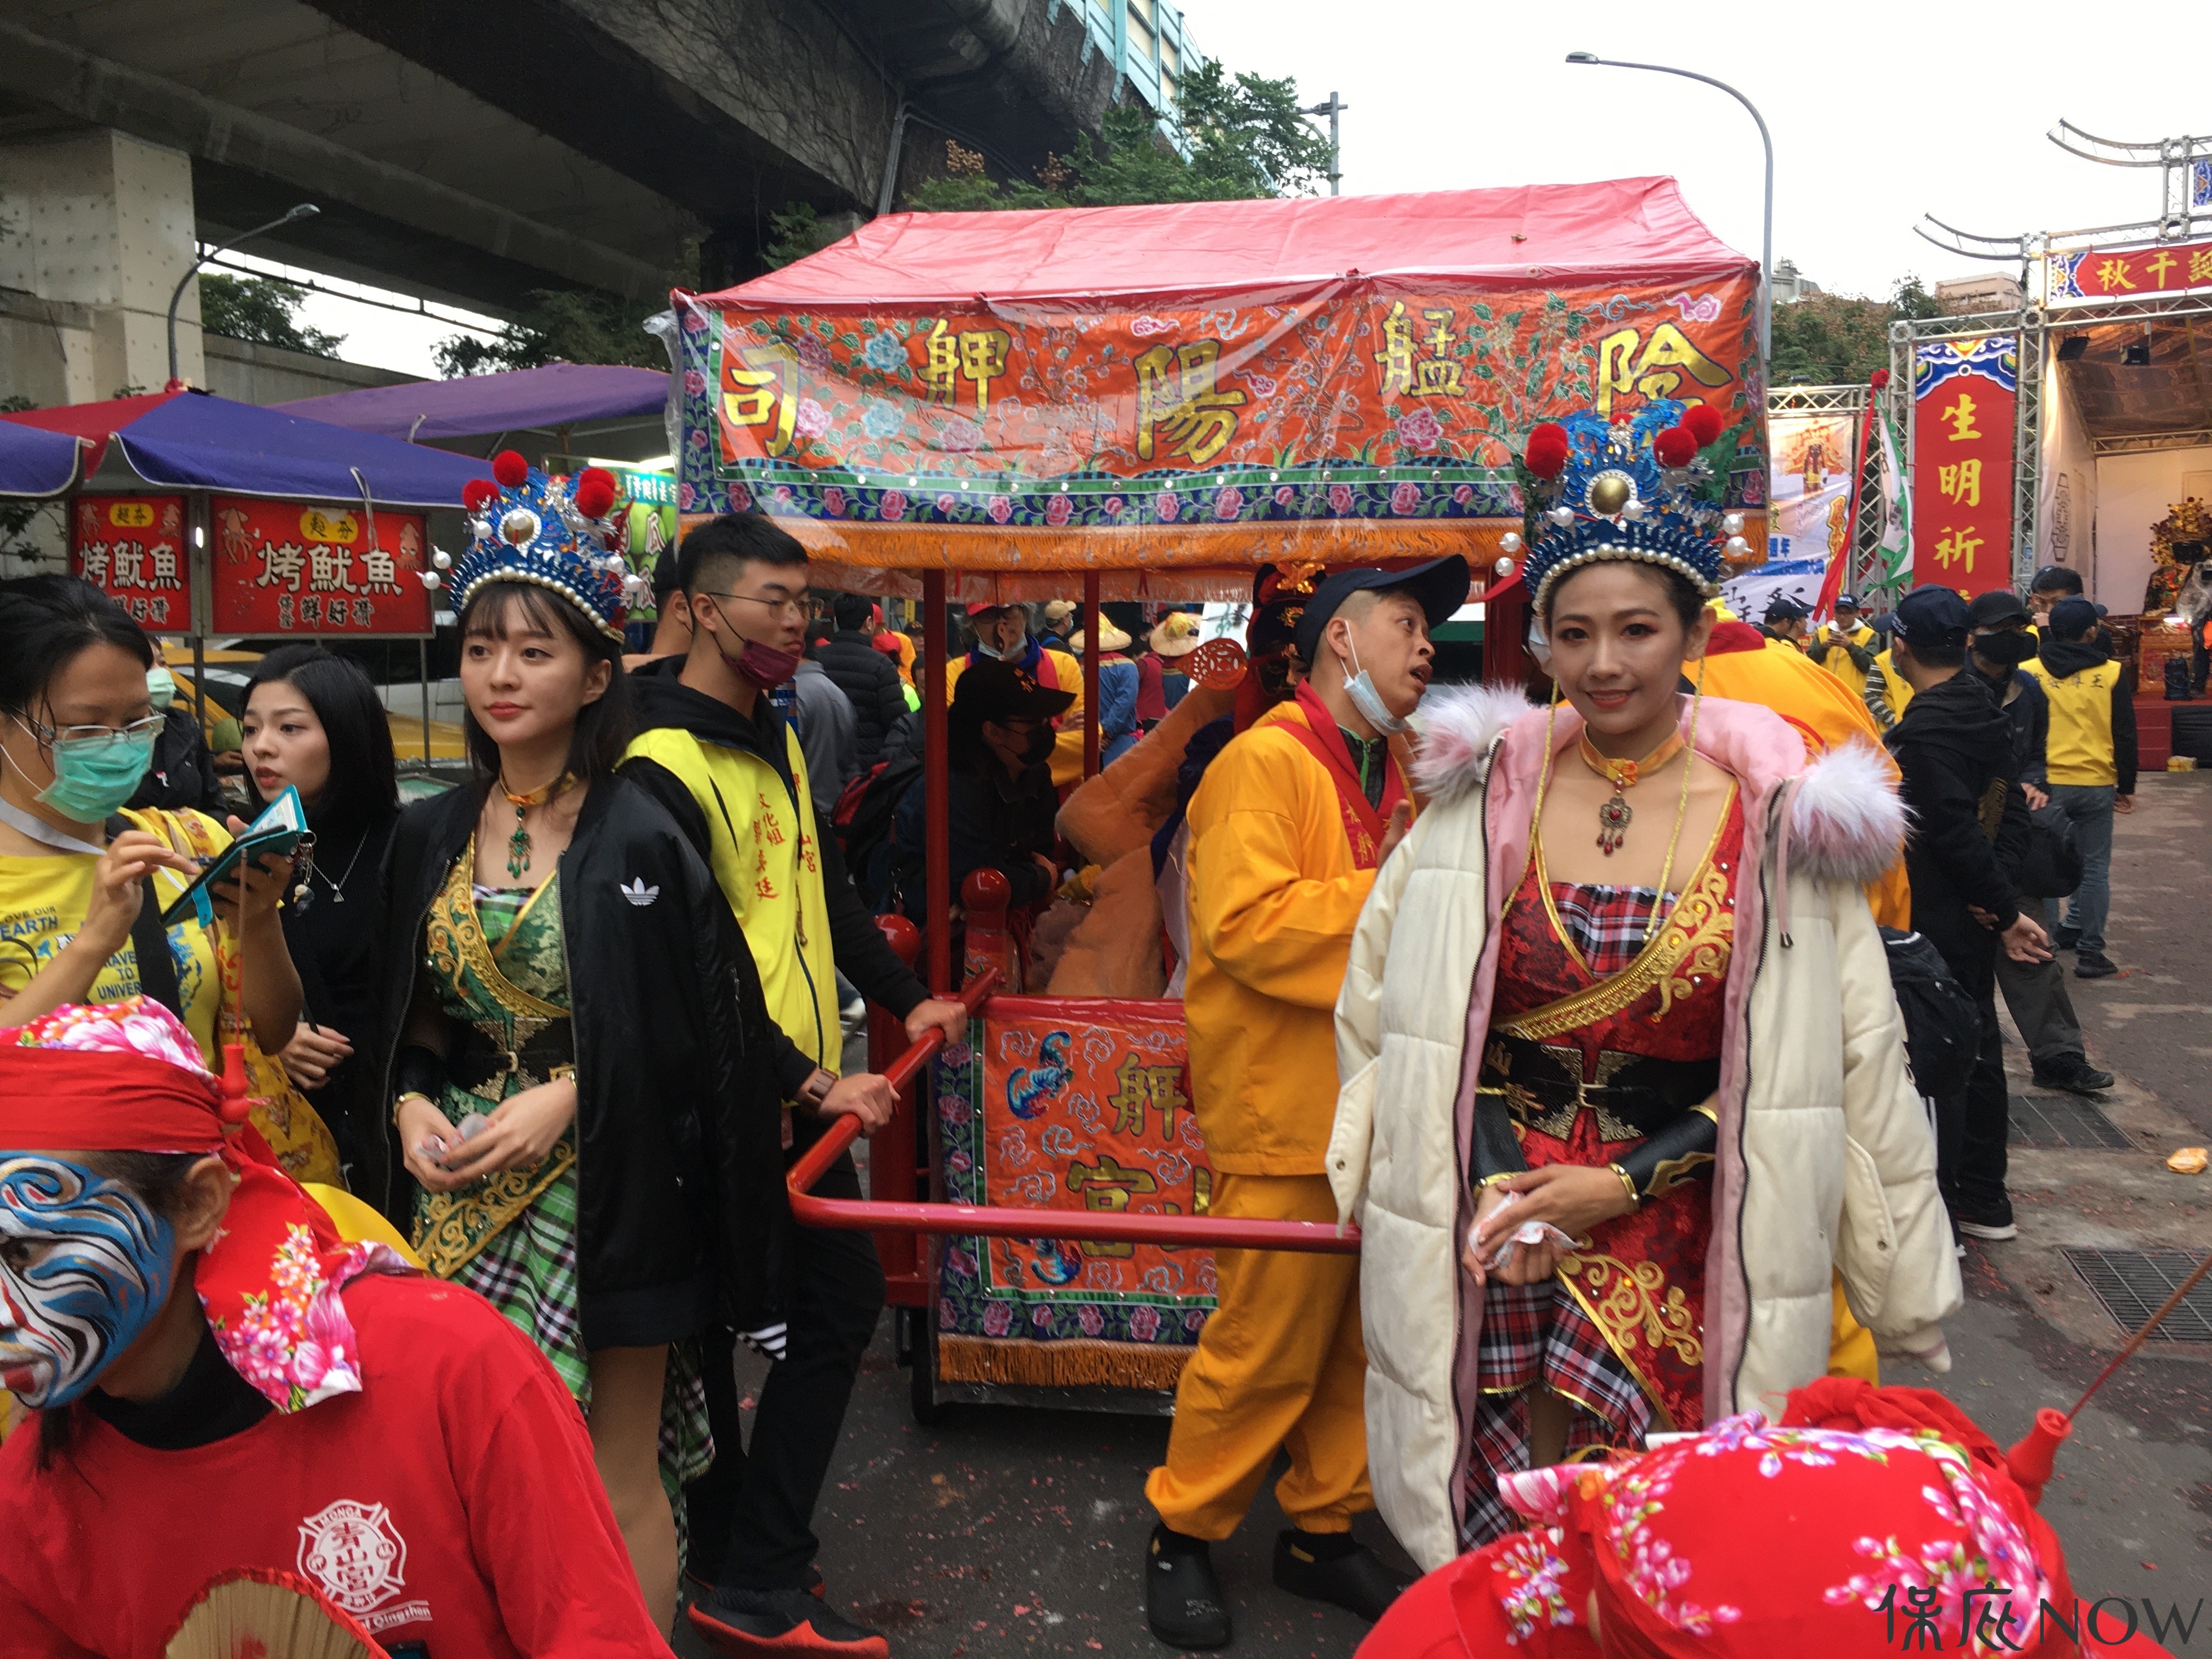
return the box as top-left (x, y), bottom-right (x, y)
top-left (0, 999), bottom-right (414, 1413)
top-left (1357, 1381), bottom-right (2168, 1659)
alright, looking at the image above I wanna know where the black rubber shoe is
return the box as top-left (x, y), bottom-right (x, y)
top-left (2031, 1055), bottom-right (2114, 1095)
top-left (687, 1585), bottom-right (888, 1657)
top-left (1146, 1525), bottom-right (1231, 1650)
top-left (2074, 950), bottom-right (2119, 979)
top-left (1955, 1193), bottom-right (2017, 1242)
top-left (1271, 1530), bottom-right (1410, 1623)
top-left (2055, 924), bottom-right (2081, 951)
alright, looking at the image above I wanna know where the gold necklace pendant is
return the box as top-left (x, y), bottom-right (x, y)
top-left (1597, 789), bottom-right (1633, 855)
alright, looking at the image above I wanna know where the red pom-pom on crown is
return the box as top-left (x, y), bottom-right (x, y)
top-left (1869, 368), bottom-right (1891, 390)
top-left (461, 478), bottom-right (498, 513)
top-left (491, 449), bottom-right (530, 489)
top-left (1678, 403), bottom-right (1725, 448)
top-left (572, 466), bottom-right (619, 521)
top-left (1523, 422), bottom-right (1572, 480)
top-left (1654, 427), bottom-right (1700, 469)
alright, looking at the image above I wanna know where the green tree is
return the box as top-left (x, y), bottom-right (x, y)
top-left (433, 289), bottom-right (670, 377)
top-left (1768, 274), bottom-right (1951, 385)
top-left (196, 274), bottom-right (344, 357)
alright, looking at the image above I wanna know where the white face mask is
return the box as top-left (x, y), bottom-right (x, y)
top-left (1339, 631), bottom-right (1414, 736)
top-left (1526, 614), bottom-right (1555, 674)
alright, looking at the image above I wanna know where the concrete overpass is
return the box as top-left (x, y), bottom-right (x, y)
top-left (0, 0), bottom-right (1197, 397)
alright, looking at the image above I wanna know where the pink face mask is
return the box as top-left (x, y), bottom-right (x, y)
top-left (702, 599), bottom-right (801, 687)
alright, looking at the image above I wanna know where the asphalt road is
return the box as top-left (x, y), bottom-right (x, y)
top-left (679, 771), bottom-right (2212, 1658)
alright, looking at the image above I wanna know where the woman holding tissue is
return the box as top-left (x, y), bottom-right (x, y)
top-left (370, 456), bottom-right (787, 1634)
top-left (1330, 408), bottom-right (1960, 1568)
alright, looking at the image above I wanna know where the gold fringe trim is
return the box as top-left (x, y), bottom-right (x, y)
top-left (938, 1333), bottom-right (1193, 1392)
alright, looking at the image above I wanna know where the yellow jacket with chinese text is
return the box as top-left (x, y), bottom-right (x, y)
top-left (1182, 700), bottom-right (1398, 1176)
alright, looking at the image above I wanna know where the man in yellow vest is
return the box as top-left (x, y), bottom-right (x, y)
top-left (623, 512), bottom-right (968, 1658)
top-left (2023, 596), bottom-right (2137, 980)
top-left (943, 602), bottom-right (1087, 787)
top-left (1863, 613), bottom-right (1915, 732)
top-left (1805, 592), bottom-right (1879, 690)
top-left (1142, 555), bottom-right (1467, 1650)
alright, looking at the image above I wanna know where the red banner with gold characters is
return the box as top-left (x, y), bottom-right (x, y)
top-left (71, 495), bottom-right (190, 630)
top-left (2050, 239), bottom-right (2212, 302)
top-left (932, 997), bottom-right (1216, 1391)
top-left (208, 495), bottom-right (432, 635)
top-left (1911, 337), bottom-right (2017, 597)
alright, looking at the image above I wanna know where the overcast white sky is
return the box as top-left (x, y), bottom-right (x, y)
top-left (292, 0), bottom-right (2206, 379)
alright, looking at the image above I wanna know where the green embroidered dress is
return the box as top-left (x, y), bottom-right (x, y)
top-left (410, 840), bottom-right (710, 1540)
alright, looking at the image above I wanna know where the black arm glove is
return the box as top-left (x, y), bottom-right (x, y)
top-left (1469, 1090), bottom-right (1528, 1186)
top-left (1615, 1106), bottom-right (1718, 1200)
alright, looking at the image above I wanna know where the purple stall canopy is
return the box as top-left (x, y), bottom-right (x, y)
top-left (274, 363), bottom-right (670, 442)
top-left (0, 420), bottom-right (83, 498)
top-left (2, 389), bottom-right (494, 509)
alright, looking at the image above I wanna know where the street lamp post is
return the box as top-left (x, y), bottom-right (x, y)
top-left (1565, 52), bottom-right (1772, 366)
top-left (1300, 92), bottom-right (1348, 196)
top-left (165, 203), bottom-right (321, 389)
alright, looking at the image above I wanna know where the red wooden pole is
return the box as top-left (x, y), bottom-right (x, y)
top-left (922, 569), bottom-right (951, 995)
top-left (1082, 569), bottom-right (1101, 778)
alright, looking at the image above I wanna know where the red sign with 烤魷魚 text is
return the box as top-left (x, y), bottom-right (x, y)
top-left (1910, 336), bottom-right (2017, 598)
top-left (209, 495), bottom-right (433, 636)
top-left (71, 495), bottom-right (191, 632)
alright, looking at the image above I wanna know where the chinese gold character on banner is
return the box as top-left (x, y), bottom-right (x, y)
top-left (1373, 302), bottom-right (1417, 395)
top-left (923, 320), bottom-right (1013, 416)
top-left (1064, 1155), bottom-right (1159, 1258)
top-left (1938, 460), bottom-right (1983, 506)
top-left (2094, 257), bottom-right (2136, 292)
top-left (1134, 340), bottom-right (1248, 466)
top-left (2146, 250), bottom-right (2178, 289)
top-left (1108, 1052), bottom-right (1189, 1139)
top-left (2192, 249), bottom-right (2212, 285)
top-left (724, 341), bottom-right (800, 455)
top-left (1372, 302), bottom-right (1465, 399)
top-left (1595, 323), bottom-right (1733, 420)
top-left (1942, 394), bottom-right (1982, 442)
top-left (1934, 526), bottom-right (1984, 573)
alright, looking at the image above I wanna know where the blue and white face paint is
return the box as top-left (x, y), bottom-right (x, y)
top-left (0, 1154), bottom-right (176, 1408)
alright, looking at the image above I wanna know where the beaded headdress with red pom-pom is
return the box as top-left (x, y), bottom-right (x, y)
top-left (445, 450), bottom-right (634, 640)
top-left (1503, 399), bottom-right (1748, 611)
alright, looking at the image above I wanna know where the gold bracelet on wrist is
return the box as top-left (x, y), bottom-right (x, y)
top-left (1609, 1162), bottom-right (1641, 1209)
top-left (392, 1091), bottom-right (434, 1128)
top-left (1476, 1170), bottom-right (1520, 1190)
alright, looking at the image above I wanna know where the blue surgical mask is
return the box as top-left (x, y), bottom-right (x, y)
top-left (1341, 637), bottom-right (1414, 736)
top-left (13, 716), bottom-right (161, 824)
top-left (0, 1154), bottom-right (177, 1408)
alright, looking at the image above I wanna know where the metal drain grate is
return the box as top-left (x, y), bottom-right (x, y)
top-left (2008, 1093), bottom-right (2132, 1150)
top-left (2064, 1249), bottom-right (2212, 1342)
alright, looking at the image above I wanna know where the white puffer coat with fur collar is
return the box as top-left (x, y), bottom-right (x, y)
top-left (1329, 685), bottom-right (1961, 1571)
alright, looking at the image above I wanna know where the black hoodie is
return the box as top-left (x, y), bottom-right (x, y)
top-left (2034, 634), bottom-right (2138, 795)
top-left (620, 656), bottom-right (932, 1103)
top-left (1886, 668), bottom-right (2031, 963)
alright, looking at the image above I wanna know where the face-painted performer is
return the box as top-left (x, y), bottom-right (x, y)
top-left (0, 998), bottom-right (678, 1658)
top-left (1331, 404), bottom-right (1961, 1573)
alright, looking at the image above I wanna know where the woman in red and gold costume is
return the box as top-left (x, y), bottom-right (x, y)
top-left (1331, 405), bottom-right (1962, 1570)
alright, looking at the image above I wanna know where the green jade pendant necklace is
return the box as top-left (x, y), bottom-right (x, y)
top-left (499, 772), bottom-right (573, 879)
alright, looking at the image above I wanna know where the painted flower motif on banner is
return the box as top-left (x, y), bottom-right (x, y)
top-left (947, 1246), bottom-right (978, 1279)
top-left (1214, 487), bottom-right (1244, 521)
top-left (1453, 482), bottom-right (1476, 506)
top-left (1128, 1305), bottom-right (1163, 1341)
top-left (939, 416), bottom-right (985, 453)
top-left (1102, 495), bottom-right (1125, 520)
top-left (946, 1146), bottom-right (972, 1173)
top-left (821, 486), bottom-right (847, 518)
top-left (1182, 1308), bottom-right (1207, 1331)
top-left (1274, 484), bottom-right (1297, 506)
top-left (1390, 481), bottom-right (1422, 515)
top-left (1045, 493), bottom-right (1073, 527)
top-left (862, 330), bottom-right (909, 372)
top-left (725, 483), bottom-right (750, 512)
top-left (682, 368), bottom-right (707, 397)
top-left (939, 1296), bottom-right (957, 1330)
top-left (793, 399), bottom-right (830, 441)
top-left (772, 485), bottom-right (795, 507)
top-left (935, 493), bottom-right (959, 515)
top-left (879, 489), bottom-right (909, 522)
top-left (986, 494), bottom-right (1014, 524)
top-left (1396, 408), bottom-right (1445, 452)
top-left (1030, 1303), bottom-right (1053, 1328)
top-left (681, 308), bottom-right (708, 332)
top-left (678, 482), bottom-right (696, 510)
top-left (1328, 483), bottom-right (1355, 515)
top-left (862, 398), bottom-right (905, 439)
top-left (1077, 1304), bottom-right (1105, 1335)
top-left (982, 1300), bottom-right (1015, 1336)
top-left (795, 334), bottom-right (832, 372)
top-left (689, 427), bottom-right (709, 450)
top-left (1156, 492), bottom-right (1181, 523)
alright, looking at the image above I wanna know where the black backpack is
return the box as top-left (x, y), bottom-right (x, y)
top-left (830, 752), bottom-right (923, 910)
top-left (1879, 926), bottom-right (1979, 1098)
